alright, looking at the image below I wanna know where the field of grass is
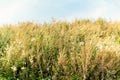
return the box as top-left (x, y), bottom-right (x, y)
top-left (0, 18), bottom-right (120, 80)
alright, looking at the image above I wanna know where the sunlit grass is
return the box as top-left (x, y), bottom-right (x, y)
top-left (0, 19), bottom-right (120, 80)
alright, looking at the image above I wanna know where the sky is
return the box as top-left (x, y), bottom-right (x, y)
top-left (0, 0), bottom-right (120, 25)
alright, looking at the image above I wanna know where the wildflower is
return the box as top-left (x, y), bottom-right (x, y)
top-left (29, 56), bottom-right (34, 64)
top-left (31, 38), bottom-right (36, 42)
top-left (21, 67), bottom-right (26, 70)
top-left (11, 66), bottom-right (17, 72)
top-left (97, 44), bottom-right (103, 51)
top-left (79, 41), bottom-right (85, 46)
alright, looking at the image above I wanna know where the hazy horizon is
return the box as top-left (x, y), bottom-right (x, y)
top-left (0, 0), bottom-right (120, 25)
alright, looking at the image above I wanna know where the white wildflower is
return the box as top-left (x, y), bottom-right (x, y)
top-left (21, 67), bottom-right (26, 70)
top-left (96, 36), bottom-right (120, 53)
top-left (11, 66), bottom-right (17, 72)
top-left (31, 38), bottom-right (36, 42)
top-left (29, 56), bottom-right (34, 64)
top-left (79, 41), bottom-right (85, 46)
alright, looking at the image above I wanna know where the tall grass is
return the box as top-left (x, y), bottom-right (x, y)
top-left (0, 19), bottom-right (120, 80)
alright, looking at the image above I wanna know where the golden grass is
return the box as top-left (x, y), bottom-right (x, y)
top-left (0, 19), bottom-right (120, 79)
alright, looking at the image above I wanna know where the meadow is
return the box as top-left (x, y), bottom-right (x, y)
top-left (0, 18), bottom-right (120, 80)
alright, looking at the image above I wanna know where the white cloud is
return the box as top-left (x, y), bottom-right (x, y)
top-left (64, 0), bottom-right (120, 21)
top-left (0, 0), bottom-right (64, 25)
top-left (89, 5), bottom-right (107, 18)
top-left (0, 0), bottom-right (120, 25)
top-left (0, 0), bottom-right (29, 25)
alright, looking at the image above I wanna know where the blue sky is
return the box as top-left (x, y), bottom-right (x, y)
top-left (0, 0), bottom-right (120, 25)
